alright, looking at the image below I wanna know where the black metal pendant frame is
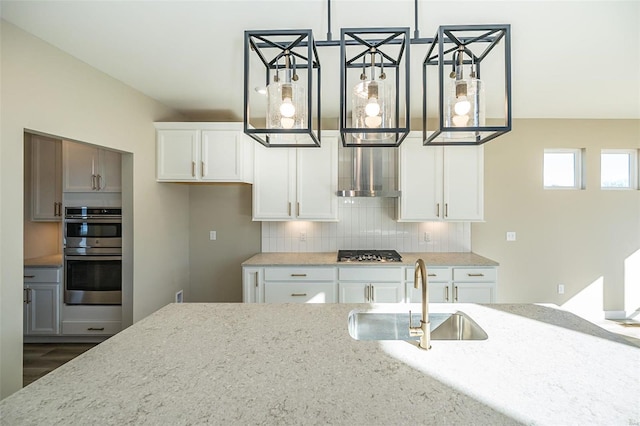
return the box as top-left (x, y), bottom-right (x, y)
top-left (244, 29), bottom-right (321, 148)
top-left (422, 24), bottom-right (512, 146)
top-left (340, 28), bottom-right (410, 148)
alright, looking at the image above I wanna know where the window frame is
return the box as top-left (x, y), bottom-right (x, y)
top-left (543, 148), bottom-right (585, 190)
top-left (600, 149), bottom-right (638, 190)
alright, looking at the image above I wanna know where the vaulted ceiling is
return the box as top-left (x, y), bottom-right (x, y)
top-left (2, 1), bottom-right (638, 121)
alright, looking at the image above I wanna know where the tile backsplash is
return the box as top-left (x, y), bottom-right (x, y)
top-left (261, 197), bottom-right (471, 253)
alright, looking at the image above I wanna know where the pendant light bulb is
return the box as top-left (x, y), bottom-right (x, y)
top-left (280, 97), bottom-right (295, 118)
top-left (454, 97), bottom-right (471, 116)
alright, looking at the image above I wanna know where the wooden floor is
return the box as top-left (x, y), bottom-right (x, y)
top-left (23, 343), bottom-right (97, 387)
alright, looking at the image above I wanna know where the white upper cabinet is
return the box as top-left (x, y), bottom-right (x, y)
top-left (398, 135), bottom-right (484, 221)
top-left (63, 141), bottom-right (121, 193)
top-left (253, 135), bottom-right (338, 221)
top-left (31, 135), bottom-right (62, 221)
top-left (155, 122), bottom-right (254, 183)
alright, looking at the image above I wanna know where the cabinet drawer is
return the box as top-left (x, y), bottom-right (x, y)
top-left (62, 320), bottom-right (121, 335)
top-left (453, 268), bottom-right (496, 282)
top-left (264, 267), bottom-right (335, 282)
top-left (338, 267), bottom-right (403, 282)
top-left (264, 282), bottom-right (337, 303)
top-left (405, 267), bottom-right (450, 282)
top-left (24, 268), bottom-right (61, 283)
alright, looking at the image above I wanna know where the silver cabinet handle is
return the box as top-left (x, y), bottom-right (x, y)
top-left (255, 272), bottom-right (259, 288)
top-left (436, 203), bottom-right (440, 217)
top-left (288, 202), bottom-right (292, 217)
top-left (445, 203), bottom-right (449, 218)
top-left (24, 288), bottom-right (30, 304)
top-left (91, 174), bottom-right (97, 190)
top-left (87, 327), bottom-right (105, 331)
top-left (291, 274), bottom-right (307, 277)
top-left (96, 174), bottom-right (103, 190)
top-left (296, 202), bottom-right (300, 217)
top-left (201, 161), bottom-right (206, 177)
top-left (365, 285), bottom-right (369, 302)
top-left (454, 286), bottom-right (458, 302)
top-left (291, 293), bottom-right (307, 297)
top-left (467, 273), bottom-right (485, 277)
top-left (370, 284), bottom-right (374, 302)
top-left (191, 161), bottom-right (196, 177)
top-left (445, 286), bottom-right (449, 302)
top-left (428, 273), bottom-right (436, 277)
top-left (24, 275), bottom-right (35, 278)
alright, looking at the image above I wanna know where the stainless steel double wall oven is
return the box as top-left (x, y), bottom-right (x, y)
top-left (64, 207), bottom-right (122, 305)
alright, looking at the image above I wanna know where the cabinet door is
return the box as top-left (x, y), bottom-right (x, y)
top-left (242, 267), bottom-right (262, 303)
top-left (398, 138), bottom-right (443, 221)
top-left (443, 146), bottom-right (484, 221)
top-left (63, 141), bottom-right (98, 191)
top-left (339, 282), bottom-right (368, 303)
top-left (97, 149), bottom-right (121, 192)
top-left (201, 130), bottom-right (243, 181)
top-left (31, 136), bottom-right (62, 221)
top-left (264, 282), bottom-right (336, 303)
top-left (296, 137), bottom-right (338, 220)
top-left (409, 282), bottom-right (450, 303)
top-left (156, 130), bottom-right (200, 181)
top-left (452, 283), bottom-right (495, 303)
top-left (25, 284), bottom-right (60, 335)
top-left (371, 282), bottom-right (404, 303)
top-left (253, 145), bottom-right (295, 220)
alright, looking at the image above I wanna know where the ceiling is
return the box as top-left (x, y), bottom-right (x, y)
top-left (1, 0), bottom-right (639, 121)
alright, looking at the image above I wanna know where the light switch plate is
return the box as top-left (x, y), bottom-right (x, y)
top-left (209, 231), bottom-right (217, 240)
top-left (506, 231), bottom-right (516, 241)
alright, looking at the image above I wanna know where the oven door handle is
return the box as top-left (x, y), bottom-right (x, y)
top-left (65, 256), bottom-right (122, 261)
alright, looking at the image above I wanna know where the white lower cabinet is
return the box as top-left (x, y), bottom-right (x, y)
top-left (338, 267), bottom-right (405, 303)
top-left (261, 267), bottom-right (337, 303)
top-left (406, 266), bottom-right (497, 303)
top-left (23, 268), bottom-right (61, 336)
top-left (61, 305), bottom-right (122, 336)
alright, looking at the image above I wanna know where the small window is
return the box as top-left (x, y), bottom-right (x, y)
top-left (601, 149), bottom-right (638, 189)
top-left (544, 149), bottom-right (584, 189)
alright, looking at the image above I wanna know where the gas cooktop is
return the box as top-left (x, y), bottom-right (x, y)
top-left (337, 250), bottom-right (402, 262)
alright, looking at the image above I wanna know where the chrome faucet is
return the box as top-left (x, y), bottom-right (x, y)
top-left (409, 259), bottom-right (431, 350)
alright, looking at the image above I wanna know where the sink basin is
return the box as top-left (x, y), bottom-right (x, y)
top-left (348, 310), bottom-right (488, 341)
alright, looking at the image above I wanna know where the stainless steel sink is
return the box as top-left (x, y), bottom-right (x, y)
top-left (348, 310), bottom-right (488, 341)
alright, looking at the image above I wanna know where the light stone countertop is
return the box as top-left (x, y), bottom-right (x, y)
top-left (1, 303), bottom-right (638, 425)
top-left (23, 254), bottom-right (63, 268)
top-left (242, 251), bottom-right (499, 267)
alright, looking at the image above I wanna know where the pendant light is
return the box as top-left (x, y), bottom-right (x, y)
top-left (340, 28), bottom-right (410, 147)
top-left (423, 25), bottom-right (511, 146)
top-left (244, 29), bottom-right (321, 147)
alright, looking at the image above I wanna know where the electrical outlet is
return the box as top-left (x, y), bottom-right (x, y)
top-left (209, 231), bottom-right (217, 241)
top-left (558, 284), bottom-right (565, 295)
top-left (175, 290), bottom-right (184, 303)
top-left (423, 232), bottom-right (431, 242)
top-left (299, 231), bottom-right (307, 242)
top-left (506, 231), bottom-right (516, 241)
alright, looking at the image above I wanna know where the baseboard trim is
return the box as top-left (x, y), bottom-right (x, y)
top-left (604, 310), bottom-right (640, 320)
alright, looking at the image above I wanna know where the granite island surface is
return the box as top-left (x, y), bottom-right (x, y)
top-left (1, 303), bottom-right (638, 425)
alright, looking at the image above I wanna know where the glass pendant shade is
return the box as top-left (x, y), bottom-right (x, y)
top-left (444, 76), bottom-right (485, 140)
top-left (266, 70), bottom-right (307, 144)
top-left (351, 79), bottom-right (394, 144)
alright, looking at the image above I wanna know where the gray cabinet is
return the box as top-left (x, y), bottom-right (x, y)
top-left (23, 267), bottom-right (61, 335)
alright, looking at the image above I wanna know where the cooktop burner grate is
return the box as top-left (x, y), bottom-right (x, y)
top-left (337, 250), bottom-right (402, 262)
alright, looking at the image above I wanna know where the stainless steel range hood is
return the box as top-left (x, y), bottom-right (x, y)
top-left (337, 147), bottom-right (400, 197)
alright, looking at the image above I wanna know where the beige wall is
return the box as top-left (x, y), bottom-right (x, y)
top-left (1, 21), bottom-right (189, 398)
top-left (473, 119), bottom-right (640, 314)
top-left (188, 184), bottom-right (261, 302)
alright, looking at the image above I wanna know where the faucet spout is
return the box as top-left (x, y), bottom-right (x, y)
top-left (409, 259), bottom-right (431, 350)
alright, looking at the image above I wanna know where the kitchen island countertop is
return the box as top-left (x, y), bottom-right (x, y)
top-left (242, 251), bottom-right (499, 266)
top-left (1, 302), bottom-right (637, 425)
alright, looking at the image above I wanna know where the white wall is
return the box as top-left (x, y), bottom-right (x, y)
top-left (0, 21), bottom-right (189, 398)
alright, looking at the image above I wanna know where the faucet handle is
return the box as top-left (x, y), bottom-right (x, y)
top-left (408, 310), bottom-right (424, 337)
